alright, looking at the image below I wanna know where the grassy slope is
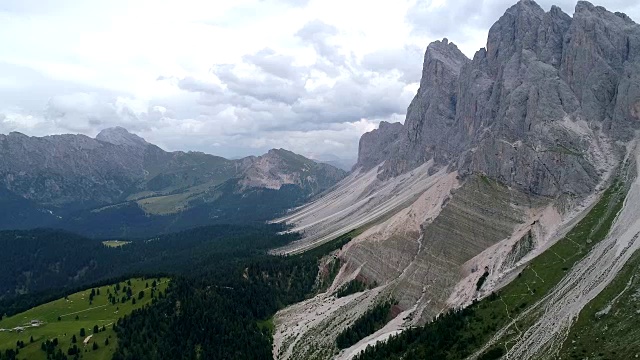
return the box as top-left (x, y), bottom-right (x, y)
top-left (0, 278), bottom-right (169, 360)
top-left (558, 248), bottom-right (640, 359)
top-left (465, 178), bottom-right (627, 356)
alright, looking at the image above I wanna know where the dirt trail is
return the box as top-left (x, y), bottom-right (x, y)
top-left (501, 144), bottom-right (640, 359)
top-left (59, 304), bottom-right (108, 317)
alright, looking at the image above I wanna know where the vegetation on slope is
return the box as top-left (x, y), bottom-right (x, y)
top-left (0, 278), bottom-right (168, 360)
top-left (0, 225), bottom-right (297, 316)
top-left (558, 248), bottom-right (640, 359)
top-left (111, 230), bottom-right (359, 360)
top-left (0, 227), bottom-right (360, 360)
top-left (336, 301), bottom-right (395, 349)
top-left (335, 279), bottom-right (369, 298)
top-left (354, 177), bottom-right (628, 359)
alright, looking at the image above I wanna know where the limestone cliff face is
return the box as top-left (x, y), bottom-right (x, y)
top-left (356, 121), bottom-right (403, 171)
top-left (356, 0), bottom-right (639, 197)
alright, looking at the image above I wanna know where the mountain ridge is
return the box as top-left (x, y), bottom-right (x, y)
top-left (0, 128), bottom-right (346, 237)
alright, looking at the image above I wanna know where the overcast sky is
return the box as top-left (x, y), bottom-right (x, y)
top-left (1, 0), bottom-right (639, 160)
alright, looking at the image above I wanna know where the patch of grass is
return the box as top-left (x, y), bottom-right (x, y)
top-left (544, 144), bottom-right (583, 157)
top-left (303, 229), bottom-right (363, 259)
top-left (101, 240), bottom-right (132, 248)
top-left (0, 277), bottom-right (169, 360)
top-left (479, 174), bottom-right (493, 187)
top-left (257, 317), bottom-right (275, 336)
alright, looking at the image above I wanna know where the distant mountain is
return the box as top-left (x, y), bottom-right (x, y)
top-left (0, 129), bottom-right (346, 237)
top-left (309, 153), bottom-right (357, 172)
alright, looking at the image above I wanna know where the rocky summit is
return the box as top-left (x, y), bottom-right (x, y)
top-left (358, 0), bottom-right (640, 197)
top-left (272, 1), bottom-right (640, 359)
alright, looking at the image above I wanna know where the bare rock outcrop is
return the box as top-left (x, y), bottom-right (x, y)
top-left (356, 121), bottom-right (403, 171)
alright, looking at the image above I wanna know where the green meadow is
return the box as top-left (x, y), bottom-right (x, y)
top-left (101, 241), bottom-right (132, 248)
top-left (0, 277), bottom-right (169, 360)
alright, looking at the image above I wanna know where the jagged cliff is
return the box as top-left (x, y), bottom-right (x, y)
top-left (358, 0), bottom-right (635, 197)
top-left (272, 1), bottom-right (640, 359)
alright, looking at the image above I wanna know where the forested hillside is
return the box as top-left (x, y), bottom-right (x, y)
top-left (113, 233), bottom-right (355, 360)
top-left (0, 225), bottom-right (356, 360)
top-left (0, 224), bottom-right (298, 315)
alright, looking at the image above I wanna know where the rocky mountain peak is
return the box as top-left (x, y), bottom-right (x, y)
top-left (356, 121), bottom-right (403, 170)
top-left (420, 39), bottom-right (468, 89)
top-left (575, 1), bottom-right (596, 13)
top-left (354, 0), bottom-right (640, 197)
top-left (238, 148), bottom-right (346, 192)
top-left (272, 4), bottom-right (640, 358)
top-left (96, 127), bottom-right (148, 148)
top-left (266, 148), bottom-right (295, 158)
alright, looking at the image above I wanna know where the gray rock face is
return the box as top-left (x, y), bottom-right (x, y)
top-left (96, 126), bottom-right (148, 149)
top-left (273, 4), bottom-right (640, 357)
top-left (356, 121), bottom-right (404, 170)
top-left (238, 148), bottom-right (347, 193)
top-left (355, 40), bottom-right (470, 176)
top-left (357, 0), bottom-right (640, 197)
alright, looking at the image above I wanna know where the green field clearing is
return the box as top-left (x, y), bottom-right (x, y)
top-left (0, 277), bottom-right (169, 360)
top-left (101, 241), bottom-right (132, 248)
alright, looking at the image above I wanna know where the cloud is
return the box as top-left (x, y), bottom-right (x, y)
top-left (212, 64), bottom-right (306, 105)
top-left (242, 48), bottom-right (305, 80)
top-left (9, 0), bottom-right (597, 160)
top-left (362, 45), bottom-right (424, 83)
top-left (43, 93), bottom-right (153, 133)
top-left (296, 19), bottom-right (346, 65)
top-left (267, 0), bottom-right (311, 7)
top-left (177, 77), bottom-right (223, 94)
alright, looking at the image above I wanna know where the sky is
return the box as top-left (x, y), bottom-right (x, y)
top-left (1, 0), bottom-right (639, 161)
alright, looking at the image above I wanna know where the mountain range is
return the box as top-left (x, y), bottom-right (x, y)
top-left (270, 1), bottom-right (640, 359)
top-left (0, 127), bottom-right (346, 237)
